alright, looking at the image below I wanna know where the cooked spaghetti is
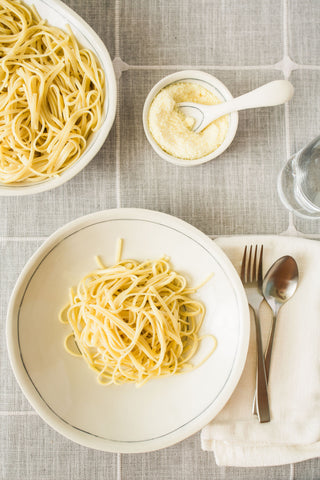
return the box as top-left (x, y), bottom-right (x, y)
top-left (0, 0), bottom-right (104, 184)
top-left (59, 242), bottom-right (216, 387)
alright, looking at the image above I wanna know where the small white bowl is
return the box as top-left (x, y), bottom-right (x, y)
top-left (0, 0), bottom-right (117, 196)
top-left (143, 70), bottom-right (238, 167)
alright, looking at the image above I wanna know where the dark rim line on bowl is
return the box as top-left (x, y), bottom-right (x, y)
top-left (170, 77), bottom-right (228, 102)
top-left (15, 217), bottom-right (242, 444)
top-left (188, 78), bottom-right (227, 102)
top-left (0, 0), bottom-right (111, 190)
top-left (149, 76), bottom-right (229, 104)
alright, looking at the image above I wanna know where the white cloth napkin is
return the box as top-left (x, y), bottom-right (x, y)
top-left (201, 235), bottom-right (320, 467)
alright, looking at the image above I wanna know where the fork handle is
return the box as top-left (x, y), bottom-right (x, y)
top-left (252, 307), bottom-right (270, 423)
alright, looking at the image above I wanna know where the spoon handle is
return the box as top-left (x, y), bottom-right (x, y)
top-left (207, 80), bottom-right (294, 122)
top-left (253, 312), bottom-right (277, 415)
top-left (228, 80), bottom-right (294, 112)
top-left (265, 313), bottom-right (277, 380)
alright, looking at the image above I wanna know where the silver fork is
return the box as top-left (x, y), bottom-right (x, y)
top-left (240, 245), bottom-right (270, 423)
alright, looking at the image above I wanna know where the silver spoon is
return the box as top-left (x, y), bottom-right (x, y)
top-left (177, 80), bottom-right (294, 133)
top-left (262, 255), bottom-right (299, 379)
top-left (253, 255), bottom-right (299, 414)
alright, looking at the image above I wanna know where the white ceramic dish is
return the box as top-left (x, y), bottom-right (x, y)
top-left (0, 0), bottom-right (116, 196)
top-left (143, 70), bottom-right (238, 167)
top-left (7, 208), bottom-right (249, 453)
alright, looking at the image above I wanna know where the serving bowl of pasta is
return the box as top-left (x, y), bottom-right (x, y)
top-left (0, 0), bottom-right (116, 195)
top-left (7, 208), bottom-right (250, 453)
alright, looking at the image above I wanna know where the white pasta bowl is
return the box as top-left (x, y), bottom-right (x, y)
top-left (7, 208), bottom-right (250, 453)
top-left (0, 0), bottom-right (116, 196)
top-left (143, 70), bottom-right (238, 167)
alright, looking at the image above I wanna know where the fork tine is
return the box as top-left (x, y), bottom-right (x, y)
top-left (252, 245), bottom-right (258, 281)
top-left (240, 246), bottom-right (247, 282)
top-left (247, 245), bottom-right (253, 283)
top-left (241, 245), bottom-right (263, 286)
top-left (258, 245), bottom-right (264, 290)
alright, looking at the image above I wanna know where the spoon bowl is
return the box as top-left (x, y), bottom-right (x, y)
top-left (262, 255), bottom-right (299, 378)
top-left (263, 255), bottom-right (299, 310)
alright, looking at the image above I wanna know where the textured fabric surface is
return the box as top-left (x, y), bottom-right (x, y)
top-left (1, 0), bottom-right (320, 478)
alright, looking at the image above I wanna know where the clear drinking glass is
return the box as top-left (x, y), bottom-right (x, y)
top-left (278, 135), bottom-right (320, 219)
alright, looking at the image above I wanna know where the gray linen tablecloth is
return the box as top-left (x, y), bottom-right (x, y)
top-left (1, 0), bottom-right (320, 478)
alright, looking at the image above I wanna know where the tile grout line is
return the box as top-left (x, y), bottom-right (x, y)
top-left (1, 230), bottom-right (319, 242)
top-left (283, 0), bottom-right (291, 161)
top-left (126, 63), bottom-right (276, 70)
top-left (115, 2), bottom-right (122, 479)
top-left (122, 62), bottom-right (320, 72)
top-left (283, 0), bottom-right (289, 58)
top-left (283, 0), bottom-right (297, 235)
top-left (289, 463), bottom-right (295, 480)
top-left (0, 237), bottom-right (47, 242)
top-left (115, 0), bottom-right (121, 210)
top-left (0, 411), bottom-right (37, 415)
top-left (296, 64), bottom-right (320, 70)
top-left (115, 100), bottom-right (121, 209)
top-left (117, 453), bottom-right (121, 480)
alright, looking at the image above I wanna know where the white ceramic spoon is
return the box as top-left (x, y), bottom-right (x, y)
top-left (177, 80), bottom-right (294, 133)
